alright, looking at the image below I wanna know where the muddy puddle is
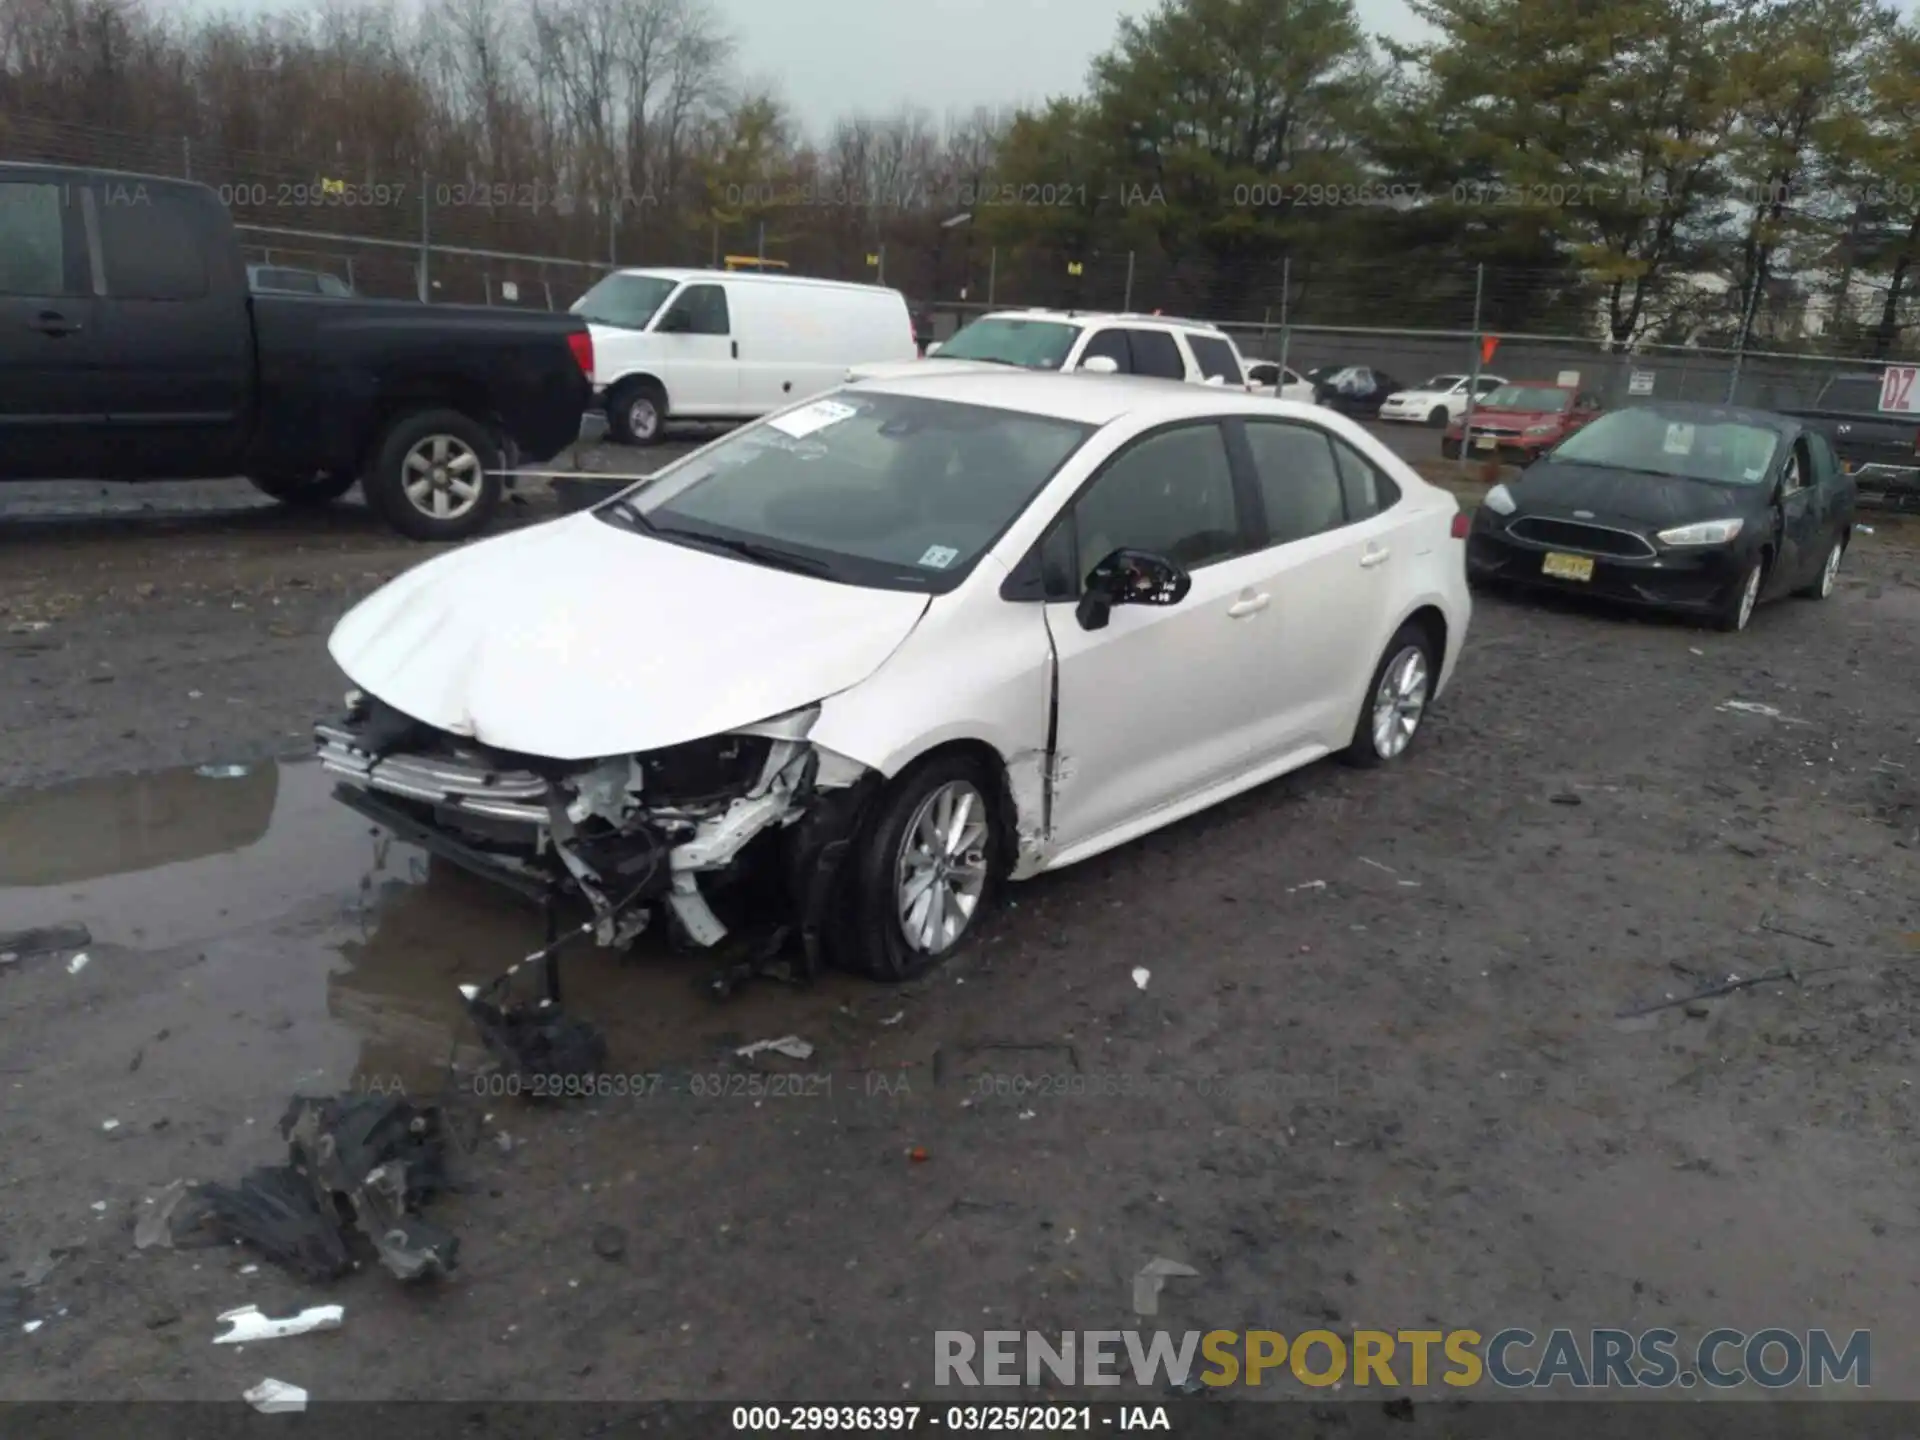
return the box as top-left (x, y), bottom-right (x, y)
top-left (0, 759), bottom-right (870, 1109)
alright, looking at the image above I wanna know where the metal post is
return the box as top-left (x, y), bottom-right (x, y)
top-left (1123, 250), bottom-right (1135, 311)
top-left (987, 247), bottom-right (997, 306)
top-left (757, 220), bottom-right (765, 264)
top-left (877, 242), bottom-right (886, 285)
top-left (1727, 268), bottom-right (1763, 405)
top-left (182, 136), bottom-right (191, 180)
top-left (418, 173), bottom-right (430, 302)
top-left (345, 257), bottom-right (356, 293)
top-left (1275, 259), bottom-right (1292, 388)
top-left (608, 197), bottom-right (617, 266)
top-left (711, 219), bottom-right (719, 268)
top-left (1460, 263), bottom-right (1487, 473)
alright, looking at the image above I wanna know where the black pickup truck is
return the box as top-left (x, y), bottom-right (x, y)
top-left (1779, 371), bottom-right (1920, 511)
top-left (0, 163), bottom-right (593, 540)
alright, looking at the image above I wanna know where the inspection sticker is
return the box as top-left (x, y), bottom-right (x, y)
top-left (767, 399), bottom-right (858, 439)
top-left (1663, 422), bottom-right (1696, 455)
top-left (918, 545), bottom-right (960, 569)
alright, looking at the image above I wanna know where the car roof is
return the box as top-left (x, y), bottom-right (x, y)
top-left (609, 266), bottom-right (898, 297)
top-left (1616, 400), bottom-right (1805, 434)
top-left (978, 308), bottom-right (1229, 336)
top-left (846, 369), bottom-right (1305, 426)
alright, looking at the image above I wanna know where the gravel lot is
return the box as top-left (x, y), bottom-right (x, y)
top-left (3, 423), bottom-right (1919, 1407)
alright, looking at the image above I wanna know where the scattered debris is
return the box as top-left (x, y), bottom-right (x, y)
top-left (495, 1131), bottom-right (514, 1154)
top-left (591, 1225), bottom-right (627, 1261)
top-left (1358, 857), bottom-right (1397, 874)
top-left (1131, 967), bottom-right (1151, 991)
top-left (1288, 879), bottom-right (1327, 892)
top-left (101, 1119), bottom-right (119, 1132)
top-left (1617, 966), bottom-right (1796, 1019)
top-left (1858, 525), bottom-right (1875, 535)
top-left (7, 620), bottom-right (50, 633)
top-left (1550, 792), bottom-right (1582, 806)
top-left (214, 1304), bottom-right (344, 1344)
top-left (23, 1319), bottom-right (43, 1334)
top-left (0, 924), bottom-right (91, 959)
top-left (735, 1035), bottom-right (814, 1061)
top-left (879, 1011), bottom-right (906, 1026)
top-left (909, 1146), bottom-right (930, 1164)
top-left (1717, 700), bottom-right (1810, 725)
top-left (198, 1093), bottom-right (457, 1284)
top-left (460, 988), bottom-right (607, 1087)
top-left (135, 1181), bottom-right (199, 1251)
top-left (1132, 1256), bottom-right (1199, 1316)
top-left (1018, 1110), bottom-right (1037, 1120)
top-left (1684, 1002), bottom-right (1711, 1019)
top-left (1689, 647), bottom-right (1704, 656)
top-left (243, 1379), bottom-right (309, 1414)
top-left (195, 764), bottom-right (253, 779)
top-left (90, 1201), bottom-right (107, 1213)
top-left (67, 953), bottom-right (91, 976)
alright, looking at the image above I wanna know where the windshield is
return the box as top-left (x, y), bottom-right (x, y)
top-left (571, 273), bottom-right (679, 330)
top-left (1549, 409), bottom-right (1781, 484)
top-left (937, 317), bottom-right (1080, 369)
top-left (1419, 375), bottom-right (1464, 391)
top-left (1481, 385), bottom-right (1570, 412)
top-left (600, 390), bottom-right (1094, 590)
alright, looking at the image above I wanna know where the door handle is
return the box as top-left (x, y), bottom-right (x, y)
top-left (1226, 592), bottom-right (1270, 618)
top-left (29, 312), bottom-right (79, 336)
top-left (731, 340), bottom-right (738, 358)
top-left (1360, 546), bottom-right (1392, 568)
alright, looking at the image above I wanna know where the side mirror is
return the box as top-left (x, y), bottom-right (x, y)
top-left (1074, 548), bottom-right (1193, 631)
top-left (657, 309), bottom-right (691, 333)
top-left (1079, 355), bottom-right (1120, 375)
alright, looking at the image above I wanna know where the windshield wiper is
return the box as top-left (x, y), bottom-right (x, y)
top-left (652, 525), bottom-right (833, 577)
top-left (599, 498), bottom-right (655, 531)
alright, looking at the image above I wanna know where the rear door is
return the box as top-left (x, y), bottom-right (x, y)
top-left (1122, 328), bottom-right (1187, 382)
top-left (653, 280), bottom-right (739, 415)
top-left (1075, 327), bottom-right (1131, 373)
top-left (1769, 435), bottom-right (1820, 598)
top-left (91, 178), bottom-right (252, 477)
top-left (1229, 418), bottom-right (1397, 749)
top-left (1186, 332), bottom-right (1245, 389)
top-left (0, 173), bottom-right (104, 478)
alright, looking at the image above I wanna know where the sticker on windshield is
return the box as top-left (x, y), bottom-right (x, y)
top-left (918, 545), bottom-right (960, 569)
top-left (1662, 422), bottom-right (1696, 455)
top-left (1743, 466), bottom-right (1765, 481)
top-left (767, 398), bottom-right (858, 439)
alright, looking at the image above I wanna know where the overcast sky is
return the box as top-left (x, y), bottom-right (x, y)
top-left (723, 0), bottom-right (1427, 137)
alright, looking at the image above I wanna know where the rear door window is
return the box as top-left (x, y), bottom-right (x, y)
top-left (98, 188), bottom-right (208, 300)
top-left (1242, 420), bottom-right (1350, 544)
top-left (1331, 438), bottom-right (1401, 518)
top-left (1124, 329), bottom-right (1187, 380)
top-left (1186, 333), bottom-right (1244, 385)
top-left (1078, 329), bottom-right (1131, 372)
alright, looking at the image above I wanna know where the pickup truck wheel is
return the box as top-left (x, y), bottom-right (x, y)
top-left (248, 472), bottom-right (357, 507)
top-left (365, 410), bottom-right (502, 542)
top-left (606, 379), bottom-right (667, 447)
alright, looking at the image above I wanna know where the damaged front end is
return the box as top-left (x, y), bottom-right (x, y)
top-left (315, 693), bottom-right (880, 972)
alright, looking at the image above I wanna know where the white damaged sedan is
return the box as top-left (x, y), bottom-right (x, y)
top-left (317, 371), bottom-right (1472, 980)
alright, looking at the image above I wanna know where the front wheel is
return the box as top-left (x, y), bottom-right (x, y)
top-left (1343, 625), bottom-right (1437, 769)
top-left (1714, 557), bottom-right (1765, 632)
top-left (1427, 406), bottom-right (1450, 428)
top-left (248, 471), bottom-right (357, 507)
top-left (363, 409), bottom-right (504, 542)
top-left (1794, 536), bottom-right (1844, 599)
top-left (833, 755), bottom-right (1003, 982)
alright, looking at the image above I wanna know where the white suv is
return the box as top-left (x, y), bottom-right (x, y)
top-left (849, 309), bottom-right (1261, 391)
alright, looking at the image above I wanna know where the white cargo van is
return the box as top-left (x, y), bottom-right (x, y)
top-left (571, 268), bottom-right (917, 445)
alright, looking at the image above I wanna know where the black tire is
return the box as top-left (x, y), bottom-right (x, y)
top-left (1714, 555), bottom-right (1766, 632)
top-left (605, 378), bottom-right (668, 447)
top-left (832, 753), bottom-right (1005, 982)
top-left (362, 409), bottom-right (503, 543)
top-left (248, 471), bottom-right (358, 507)
top-left (1342, 623), bottom-right (1438, 769)
top-left (1427, 406), bottom-right (1450, 427)
top-left (1440, 438), bottom-right (1461, 460)
top-left (1793, 534), bottom-right (1845, 599)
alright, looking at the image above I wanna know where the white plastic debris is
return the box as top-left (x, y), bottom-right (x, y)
top-left (90, 1201), bottom-right (107, 1212)
top-left (735, 1035), bottom-right (813, 1061)
top-left (101, 1119), bottom-right (120, 1131)
top-left (879, 1011), bottom-right (905, 1026)
top-left (136, 1180), bottom-right (193, 1250)
top-left (239, 1264), bottom-right (259, 1276)
top-left (67, 953), bottom-right (91, 976)
top-left (244, 1379), bottom-right (309, 1414)
top-left (1359, 857), bottom-right (1397, 874)
top-left (1858, 525), bottom-right (1874, 534)
top-left (1721, 700), bottom-right (1785, 719)
top-left (1131, 967), bottom-right (1151, 990)
top-left (214, 1304), bottom-right (344, 1345)
top-left (23, 1320), bottom-right (43, 1334)
top-left (1289, 879), bottom-right (1327, 892)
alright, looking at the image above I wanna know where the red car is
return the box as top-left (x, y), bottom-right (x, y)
top-left (1441, 382), bottom-right (1603, 463)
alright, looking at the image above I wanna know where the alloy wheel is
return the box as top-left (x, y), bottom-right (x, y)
top-left (895, 780), bottom-right (991, 955)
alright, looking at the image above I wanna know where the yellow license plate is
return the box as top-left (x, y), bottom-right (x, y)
top-left (1474, 435), bottom-right (1498, 450)
top-left (1542, 552), bottom-right (1594, 581)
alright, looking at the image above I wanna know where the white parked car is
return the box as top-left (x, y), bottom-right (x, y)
top-left (850, 310), bottom-right (1255, 392)
top-left (1377, 374), bottom-right (1507, 427)
top-left (572, 268), bottom-right (917, 445)
top-left (1244, 359), bottom-right (1317, 403)
top-left (317, 373), bottom-right (1471, 979)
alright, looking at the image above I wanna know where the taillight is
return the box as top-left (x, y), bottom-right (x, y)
top-left (567, 329), bottom-right (594, 377)
top-left (1451, 510), bottom-right (1470, 539)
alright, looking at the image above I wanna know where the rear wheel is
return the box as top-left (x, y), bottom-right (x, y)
top-left (1715, 557), bottom-right (1765, 632)
top-left (1343, 625), bottom-right (1436, 769)
top-left (247, 472), bottom-right (357, 507)
top-left (833, 755), bottom-right (1003, 982)
top-left (363, 409), bottom-right (503, 543)
top-left (1794, 535), bottom-right (1844, 599)
top-left (605, 378), bottom-right (668, 447)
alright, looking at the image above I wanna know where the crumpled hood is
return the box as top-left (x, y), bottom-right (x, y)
top-left (328, 514), bottom-right (931, 761)
top-left (848, 358), bottom-right (1019, 383)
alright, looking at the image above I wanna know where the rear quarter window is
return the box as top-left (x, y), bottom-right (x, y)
top-left (1186, 333), bottom-right (1244, 385)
